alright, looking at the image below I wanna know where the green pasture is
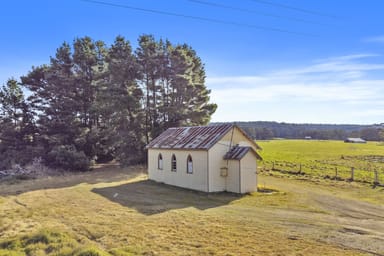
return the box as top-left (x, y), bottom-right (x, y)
top-left (258, 140), bottom-right (384, 183)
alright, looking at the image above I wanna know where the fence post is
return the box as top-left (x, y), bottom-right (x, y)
top-left (374, 170), bottom-right (379, 185)
top-left (350, 167), bottom-right (355, 181)
top-left (299, 163), bottom-right (302, 174)
top-left (335, 167), bottom-right (338, 179)
top-left (272, 161), bottom-right (275, 170)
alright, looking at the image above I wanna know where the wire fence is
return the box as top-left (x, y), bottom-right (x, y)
top-left (260, 160), bottom-right (383, 186)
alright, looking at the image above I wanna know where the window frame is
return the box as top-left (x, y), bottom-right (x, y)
top-left (186, 154), bottom-right (193, 174)
top-left (171, 154), bottom-right (177, 172)
top-left (157, 153), bottom-right (163, 170)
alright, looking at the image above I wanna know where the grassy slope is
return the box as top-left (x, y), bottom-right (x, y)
top-left (0, 166), bottom-right (381, 255)
top-left (258, 140), bottom-right (384, 182)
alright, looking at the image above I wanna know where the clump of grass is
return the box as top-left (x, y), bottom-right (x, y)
top-left (0, 239), bottom-right (22, 250)
top-left (0, 229), bottom-right (109, 256)
top-left (24, 230), bottom-right (53, 245)
top-left (74, 246), bottom-right (111, 256)
top-left (109, 246), bottom-right (143, 255)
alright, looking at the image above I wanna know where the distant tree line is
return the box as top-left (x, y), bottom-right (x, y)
top-left (0, 35), bottom-right (217, 171)
top-left (236, 121), bottom-right (384, 141)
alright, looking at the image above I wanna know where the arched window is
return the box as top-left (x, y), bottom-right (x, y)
top-left (158, 153), bottom-right (163, 170)
top-left (171, 154), bottom-right (177, 172)
top-left (187, 155), bottom-right (193, 174)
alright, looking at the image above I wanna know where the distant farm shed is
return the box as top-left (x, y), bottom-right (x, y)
top-left (344, 138), bottom-right (366, 143)
top-left (146, 124), bottom-right (262, 194)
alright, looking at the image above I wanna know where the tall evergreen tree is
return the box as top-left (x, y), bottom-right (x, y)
top-left (98, 36), bottom-right (145, 164)
top-left (136, 34), bottom-right (162, 143)
top-left (166, 44), bottom-right (217, 127)
top-left (72, 37), bottom-right (108, 158)
top-left (0, 79), bottom-right (24, 127)
top-left (21, 38), bottom-right (107, 170)
top-left (0, 79), bottom-right (37, 169)
top-left (136, 35), bottom-right (217, 143)
top-left (22, 45), bottom-right (78, 149)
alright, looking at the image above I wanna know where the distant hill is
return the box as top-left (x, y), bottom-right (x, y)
top-left (211, 121), bottom-right (384, 141)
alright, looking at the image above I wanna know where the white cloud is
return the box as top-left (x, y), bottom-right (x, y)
top-left (210, 81), bottom-right (381, 103)
top-left (316, 54), bottom-right (380, 62)
top-left (276, 56), bottom-right (384, 77)
top-left (364, 35), bottom-right (384, 43)
top-left (207, 53), bottom-right (384, 124)
top-left (355, 109), bottom-right (384, 117)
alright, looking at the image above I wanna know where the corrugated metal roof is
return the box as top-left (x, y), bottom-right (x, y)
top-left (146, 124), bottom-right (233, 149)
top-left (224, 145), bottom-right (262, 160)
top-left (223, 146), bottom-right (250, 160)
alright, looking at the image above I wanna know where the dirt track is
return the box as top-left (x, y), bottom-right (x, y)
top-left (259, 175), bottom-right (384, 255)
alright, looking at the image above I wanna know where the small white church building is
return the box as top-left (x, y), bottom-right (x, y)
top-left (146, 124), bottom-right (262, 193)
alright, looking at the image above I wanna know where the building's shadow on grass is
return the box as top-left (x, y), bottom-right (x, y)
top-left (92, 180), bottom-right (242, 215)
top-left (0, 163), bottom-right (146, 196)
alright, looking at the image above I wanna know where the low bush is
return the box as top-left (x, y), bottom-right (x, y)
top-left (45, 145), bottom-right (91, 171)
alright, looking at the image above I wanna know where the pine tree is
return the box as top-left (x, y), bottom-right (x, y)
top-left (0, 79), bottom-right (37, 169)
top-left (136, 34), bottom-right (162, 143)
top-left (136, 35), bottom-right (217, 143)
top-left (0, 79), bottom-right (24, 127)
top-left (20, 38), bottom-right (107, 170)
top-left (98, 36), bottom-right (145, 164)
top-left (166, 44), bottom-right (217, 127)
top-left (72, 37), bottom-right (108, 158)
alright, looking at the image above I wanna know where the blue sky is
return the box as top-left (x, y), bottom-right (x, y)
top-left (1, 0), bottom-right (384, 124)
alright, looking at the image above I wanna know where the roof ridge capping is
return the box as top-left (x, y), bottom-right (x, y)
top-left (174, 123), bottom-right (233, 129)
top-left (146, 123), bottom-right (262, 151)
top-left (146, 123), bottom-right (231, 149)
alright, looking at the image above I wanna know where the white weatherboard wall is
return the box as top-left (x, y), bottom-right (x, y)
top-left (221, 127), bottom-right (256, 151)
top-left (224, 152), bottom-right (257, 193)
top-left (208, 141), bottom-right (229, 192)
top-left (240, 152), bottom-right (257, 193)
top-left (148, 149), bottom-right (208, 192)
top-left (148, 126), bottom-right (259, 193)
top-left (225, 160), bottom-right (240, 193)
top-left (208, 127), bottom-right (257, 192)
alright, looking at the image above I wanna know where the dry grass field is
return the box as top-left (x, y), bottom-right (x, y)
top-left (0, 163), bottom-right (383, 255)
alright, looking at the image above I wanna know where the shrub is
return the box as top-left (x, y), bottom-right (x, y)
top-left (45, 145), bottom-right (91, 171)
top-left (24, 157), bottom-right (54, 177)
top-left (0, 146), bottom-right (45, 172)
